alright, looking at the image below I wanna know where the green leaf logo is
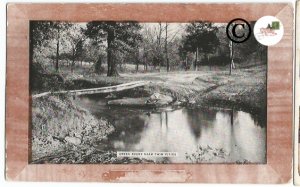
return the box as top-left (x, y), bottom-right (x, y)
top-left (271, 21), bottom-right (280, 30)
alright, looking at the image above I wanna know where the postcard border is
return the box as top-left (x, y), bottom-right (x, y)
top-left (6, 3), bottom-right (293, 183)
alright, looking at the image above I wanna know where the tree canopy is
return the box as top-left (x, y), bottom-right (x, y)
top-left (30, 21), bottom-right (266, 77)
top-left (85, 21), bottom-right (142, 76)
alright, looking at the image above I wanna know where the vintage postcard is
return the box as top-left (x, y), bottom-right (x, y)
top-left (30, 21), bottom-right (267, 165)
top-left (6, 3), bottom-right (293, 183)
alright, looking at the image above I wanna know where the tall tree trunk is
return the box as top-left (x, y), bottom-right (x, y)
top-left (135, 49), bottom-right (139, 72)
top-left (71, 48), bottom-right (75, 73)
top-left (194, 48), bottom-right (198, 71)
top-left (145, 58), bottom-right (148, 71)
top-left (185, 56), bottom-right (188, 71)
top-left (229, 41), bottom-right (233, 75)
top-left (136, 63), bottom-right (139, 72)
top-left (55, 27), bottom-right (60, 72)
top-left (95, 54), bottom-right (102, 74)
top-left (158, 23), bottom-right (162, 72)
top-left (196, 47), bottom-right (199, 71)
top-left (107, 29), bottom-right (118, 77)
top-left (165, 23), bottom-right (170, 72)
top-left (143, 47), bottom-right (147, 71)
top-left (144, 59), bottom-right (148, 71)
top-left (107, 30), bottom-right (113, 76)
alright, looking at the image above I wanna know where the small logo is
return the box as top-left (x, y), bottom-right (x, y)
top-left (254, 16), bottom-right (284, 46)
top-left (226, 18), bottom-right (251, 43)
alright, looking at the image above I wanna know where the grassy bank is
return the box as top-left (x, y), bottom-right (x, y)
top-left (193, 65), bottom-right (267, 114)
top-left (31, 95), bottom-right (158, 164)
top-left (58, 64), bottom-right (266, 114)
top-left (31, 95), bottom-right (115, 162)
top-left (31, 63), bottom-right (266, 163)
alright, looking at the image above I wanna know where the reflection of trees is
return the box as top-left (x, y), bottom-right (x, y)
top-left (229, 108), bottom-right (238, 156)
top-left (108, 116), bottom-right (146, 146)
top-left (184, 108), bottom-right (217, 139)
top-left (230, 109), bottom-right (234, 125)
top-left (230, 107), bottom-right (239, 125)
top-left (158, 112), bottom-right (169, 152)
top-left (250, 111), bottom-right (266, 128)
top-left (159, 112), bottom-right (169, 129)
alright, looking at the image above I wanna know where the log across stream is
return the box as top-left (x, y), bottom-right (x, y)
top-left (32, 81), bottom-right (149, 98)
top-left (74, 95), bottom-right (267, 163)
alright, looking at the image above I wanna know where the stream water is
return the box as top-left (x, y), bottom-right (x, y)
top-left (76, 95), bottom-right (266, 164)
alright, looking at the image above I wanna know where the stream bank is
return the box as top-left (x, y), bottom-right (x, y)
top-left (31, 65), bottom-right (266, 164)
top-left (31, 95), bottom-right (114, 162)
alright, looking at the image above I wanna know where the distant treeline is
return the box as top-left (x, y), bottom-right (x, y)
top-left (30, 21), bottom-right (267, 76)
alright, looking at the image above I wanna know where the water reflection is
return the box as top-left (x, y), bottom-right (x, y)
top-left (185, 108), bottom-right (266, 163)
top-left (76, 97), bottom-right (266, 163)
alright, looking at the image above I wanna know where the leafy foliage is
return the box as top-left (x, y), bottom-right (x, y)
top-left (30, 21), bottom-right (266, 78)
top-left (85, 21), bottom-right (142, 76)
top-left (182, 22), bottom-right (219, 54)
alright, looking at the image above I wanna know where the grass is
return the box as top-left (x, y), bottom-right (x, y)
top-left (31, 60), bottom-right (267, 163)
top-left (39, 61), bottom-right (266, 113)
top-left (31, 94), bottom-right (114, 161)
top-left (194, 65), bottom-right (267, 114)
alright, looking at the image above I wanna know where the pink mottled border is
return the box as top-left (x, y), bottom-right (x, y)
top-left (6, 3), bottom-right (293, 183)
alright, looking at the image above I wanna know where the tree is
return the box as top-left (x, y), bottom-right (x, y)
top-left (165, 23), bottom-right (170, 72)
top-left (157, 23), bottom-right (164, 71)
top-left (178, 37), bottom-right (189, 70)
top-left (140, 24), bottom-right (154, 71)
top-left (29, 21), bottom-right (71, 73)
top-left (85, 21), bottom-right (142, 76)
top-left (229, 40), bottom-right (234, 75)
top-left (29, 21), bottom-right (53, 65)
top-left (141, 23), bottom-right (182, 71)
top-left (133, 47), bottom-right (141, 72)
top-left (226, 21), bottom-right (266, 71)
top-left (81, 37), bottom-right (106, 74)
top-left (66, 24), bottom-right (85, 73)
top-left (182, 22), bottom-right (219, 70)
top-left (234, 21), bottom-right (267, 65)
top-left (140, 23), bottom-right (165, 71)
top-left (51, 22), bottom-right (72, 72)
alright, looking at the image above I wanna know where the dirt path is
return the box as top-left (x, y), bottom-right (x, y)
top-left (64, 65), bottom-right (266, 112)
top-left (121, 71), bottom-right (211, 84)
top-left (121, 65), bottom-right (267, 113)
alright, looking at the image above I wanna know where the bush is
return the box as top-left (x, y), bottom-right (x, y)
top-left (30, 62), bottom-right (65, 93)
top-left (200, 55), bottom-right (230, 66)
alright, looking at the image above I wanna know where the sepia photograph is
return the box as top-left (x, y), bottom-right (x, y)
top-left (29, 20), bottom-right (267, 164)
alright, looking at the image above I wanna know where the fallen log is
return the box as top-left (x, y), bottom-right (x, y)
top-left (32, 81), bottom-right (149, 99)
top-left (107, 97), bottom-right (151, 106)
top-left (107, 93), bottom-right (173, 107)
